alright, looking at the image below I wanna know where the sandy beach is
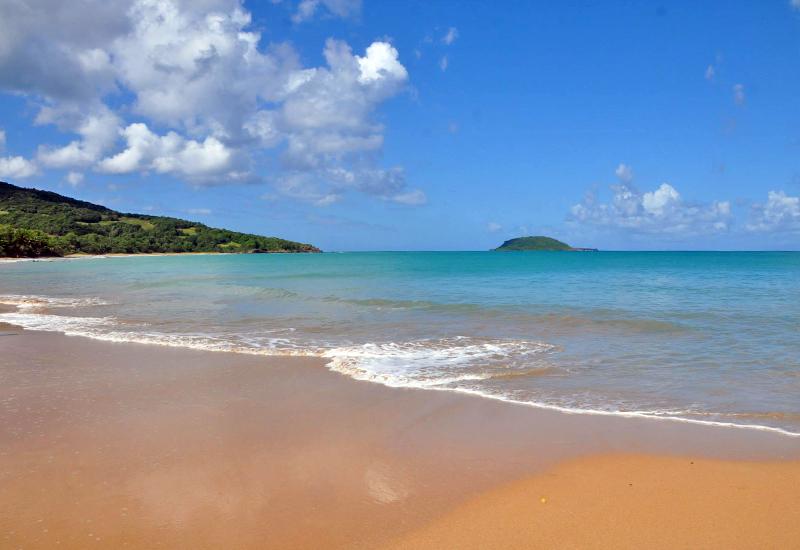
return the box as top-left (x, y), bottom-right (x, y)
top-left (1, 321), bottom-right (798, 549)
top-left (4, 0), bottom-right (800, 546)
top-left (0, 253), bottom-right (238, 264)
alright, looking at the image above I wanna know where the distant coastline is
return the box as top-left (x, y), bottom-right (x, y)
top-left (0, 181), bottom-right (320, 258)
top-left (0, 251), bottom-right (315, 263)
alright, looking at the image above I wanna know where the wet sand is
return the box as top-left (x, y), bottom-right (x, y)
top-left (1, 325), bottom-right (798, 548)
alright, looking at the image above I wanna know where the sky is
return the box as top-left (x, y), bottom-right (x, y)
top-left (1, 0), bottom-right (800, 251)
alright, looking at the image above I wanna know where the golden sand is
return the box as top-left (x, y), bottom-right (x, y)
top-left (389, 454), bottom-right (800, 549)
top-left (1, 327), bottom-right (798, 548)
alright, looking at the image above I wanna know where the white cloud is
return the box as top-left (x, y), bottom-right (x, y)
top-left (37, 105), bottom-right (120, 168)
top-left (615, 163), bottom-right (633, 184)
top-left (265, 39), bottom-right (420, 203)
top-left (439, 55), bottom-right (449, 72)
top-left (642, 183), bottom-right (680, 216)
top-left (442, 27), bottom-right (459, 45)
top-left (98, 123), bottom-right (235, 180)
top-left (733, 83), bottom-right (745, 105)
top-left (291, 0), bottom-right (361, 23)
top-left (792, 0), bottom-right (800, 11)
top-left (570, 167), bottom-right (731, 235)
top-left (0, 130), bottom-right (38, 179)
top-left (487, 222), bottom-right (502, 233)
top-left (704, 64), bottom-right (715, 81)
top-left (746, 191), bottom-right (800, 233)
top-left (65, 171), bottom-right (84, 187)
top-left (357, 41), bottom-right (408, 84)
top-left (273, 165), bottom-right (424, 206)
top-left (0, 156), bottom-right (38, 180)
top-left (110, 0), bottom-right (280, 133)
top-left (0, 0), bottom-right (125, 101)
top-left (0, 0), bottom-right (418, 201)
top-left (279, 39), bottom-right (406, 149)
top-left (187, 208), bottom-right (212, 215)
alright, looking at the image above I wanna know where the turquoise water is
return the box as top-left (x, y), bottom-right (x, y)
top-left (1, 252), bottom-right (799, 435)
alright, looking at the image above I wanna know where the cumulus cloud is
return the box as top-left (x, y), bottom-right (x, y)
top-left (0, 0), bottom-right (419, 203)
top-left (279, 40), bottom-right (407, 168)
top-left (0, 129), bottom-right (38, 179)
top-left (37, 105), bottom-right (121, 168)
top-left (65, 171), bottom-right (84, 187)
top-left (442, 27), bottom-right (459, 45)
top-left (0, 0), bottom-right (125, 101)
top-left (357, 41), bottom-right (408, 84)
top-left (291, 0), bottom-right (361, 23)
top-left (258, 39), bottom-right (423, 203)
top-left (0, 156), bottom-right (38, 180)
top-left (614, 163), bottom-right (633, 184)
top-left (487, 222), bottom-right (502, 233)
top-left (98, 123), bottom-right (237, 181)
top-left (570, 167), bottom-right (731, 235)
top-left (746, 191), bottom-right (800, 233)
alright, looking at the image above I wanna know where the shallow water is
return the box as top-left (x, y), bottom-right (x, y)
top-left (1, 251), bottom-right (799, 435)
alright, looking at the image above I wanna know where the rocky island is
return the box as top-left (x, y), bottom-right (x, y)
top-left (493, 235), bottom-right (597, 251)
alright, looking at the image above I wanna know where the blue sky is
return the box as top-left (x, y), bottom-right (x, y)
top-left (1, 0), bottom-right (800, 250)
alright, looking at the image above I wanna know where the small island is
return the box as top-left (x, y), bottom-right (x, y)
top-left (493, 235), bottom-right (597, 251)
top-left (0, 181), bottom-right (319, 257)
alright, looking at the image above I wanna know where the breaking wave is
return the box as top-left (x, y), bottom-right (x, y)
top-left (1, 293), bottom-right (798, 438)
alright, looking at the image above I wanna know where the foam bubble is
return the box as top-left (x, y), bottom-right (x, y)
top-left (0, 310), bottom-right (319, 358)
top-left (323, 337), bottom-right (557, 388)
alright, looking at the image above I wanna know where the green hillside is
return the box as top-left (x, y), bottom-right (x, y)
top-left (0, 181), bottom-right (319, 257)
top-left (494, 236), bottom-right (595, 251)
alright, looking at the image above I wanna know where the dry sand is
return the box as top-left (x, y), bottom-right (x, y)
top-left (389, 454), bottom-right (800, 549)
top-left (1, 326), bottom-right (798, 549)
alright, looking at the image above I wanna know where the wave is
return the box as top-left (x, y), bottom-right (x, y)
top-left (0, 294), bottom-right (111, 310)
top-left (1, 294), bottom-right (798, 438)
top-left (323, 337), bottom-right (558, 387)
top-left (0, 311), bottom-right (317, 357)
top-left (434, 386), bottom-right (800, 438)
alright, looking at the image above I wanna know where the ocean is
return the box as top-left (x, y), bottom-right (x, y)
top-left (1, 251), bottom-right (798, 436)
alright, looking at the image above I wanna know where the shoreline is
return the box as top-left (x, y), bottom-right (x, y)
top-left (3, 321), bottom-right (797, 460)
top-left (0, 297), bottom-right (797, 438)
top-left (0, 252), bottom-right (235, 263)
top-left (1, 327), bottom-right (798, 548)
top-left (0, 251), bottom-right (315, 263)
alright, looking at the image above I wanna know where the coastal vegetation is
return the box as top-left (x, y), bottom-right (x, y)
top-left (0, 181), bottom-right (319, 257)
top-left (0, 227), bottom-right (62, 257)
top-left (494, 236), bottom-right (596, 251)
